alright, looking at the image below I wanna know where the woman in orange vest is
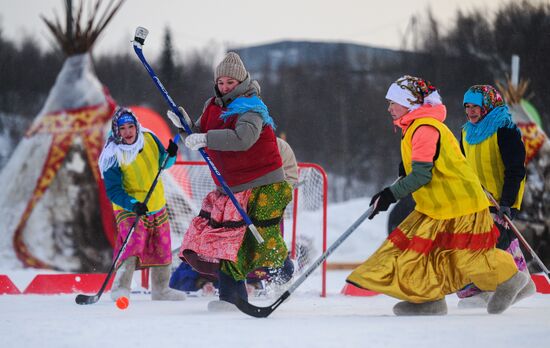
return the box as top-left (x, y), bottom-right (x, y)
top-left (347, 76), bottom-right (528, 315)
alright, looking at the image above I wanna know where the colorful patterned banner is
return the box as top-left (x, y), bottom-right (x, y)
top-left (517, 122), bottom-right (547, 164)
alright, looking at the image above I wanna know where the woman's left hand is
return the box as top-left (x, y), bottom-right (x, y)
top-left (184, 133), bottom-right (207, 150)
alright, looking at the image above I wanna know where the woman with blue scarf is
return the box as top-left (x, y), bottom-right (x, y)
top-left (167, 52), bottom-right (293, 312)
top-left (458, 84), bottom-right (535, 307)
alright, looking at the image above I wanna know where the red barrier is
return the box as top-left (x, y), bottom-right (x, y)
top-left (23, 274), bottom-right (114, 295)
top-left (532, 273), bottom-right (550, 294)
top-left (1, 273), bottom-right (548, 295)
top-left (0, 275), bottom-right (21, 294)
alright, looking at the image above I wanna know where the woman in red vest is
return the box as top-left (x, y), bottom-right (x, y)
top-left (168, 52), bottom-right (293, 311)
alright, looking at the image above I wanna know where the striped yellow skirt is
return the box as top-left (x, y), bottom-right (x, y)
top-left (346, 209), bottom-right (517, 303)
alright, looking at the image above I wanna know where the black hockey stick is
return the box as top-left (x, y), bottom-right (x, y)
top-left (75, 135), bottom-right (178, 305)
top-left (235, 204), bottom-right (376, 318)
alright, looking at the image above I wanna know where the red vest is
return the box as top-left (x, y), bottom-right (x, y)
top-left (200, 98), bottom-right (282, 187)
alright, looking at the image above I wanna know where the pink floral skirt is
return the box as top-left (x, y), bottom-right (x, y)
top-left (113, 207), bottom-right (172, 269)
top-left (179, 189), bottom-right (251, 276)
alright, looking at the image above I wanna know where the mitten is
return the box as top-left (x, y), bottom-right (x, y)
top-left (167, 139), bottom-right (178, 157)
top-left (368, 187), bottom-right (397, 220)
top-left (132, 202), bottom-right (148, 216)
top-left (184, 133), bottom-right (207, 150)
top-left (167, 106), bottom-right (192, 129)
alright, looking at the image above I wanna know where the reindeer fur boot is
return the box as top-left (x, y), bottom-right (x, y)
top-left (110, 256), bottom-right (137, 301)
top-left (457, 292), bottom-right (493, 309)
top-left (487, 271), bottom-right (529, 314)
top-left (513, 272), bottom-right (536, 304)
top-left (151, 265), bottom-right (187, 301)
top-left (393, 298), bottom-right (448, 316)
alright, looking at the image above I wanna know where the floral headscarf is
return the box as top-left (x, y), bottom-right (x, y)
top-left (386, 75), bottom-right (442, 110)
top-left (463, 85), bottom-right (505, 117)
top-left (462, 85), bottom-right (517, 145)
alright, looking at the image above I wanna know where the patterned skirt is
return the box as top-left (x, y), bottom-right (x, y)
top-left (113, 207), bottom-right (172, 269)
top-left (180, 181), bottom-right (293, 281)
top-left (346, 209), bottom-right (518, 303)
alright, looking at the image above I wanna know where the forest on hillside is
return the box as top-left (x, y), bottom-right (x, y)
top-left (1, 0), bottom-right (549, 201)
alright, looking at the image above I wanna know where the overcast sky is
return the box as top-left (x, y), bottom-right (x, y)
top-left (0, 0), bottom-right (518, 58)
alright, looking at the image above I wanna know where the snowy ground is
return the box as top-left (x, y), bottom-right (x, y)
top-left (1, 270), bottom-right (549, 348)
top-left (1, 198), bottom-right (549, 347)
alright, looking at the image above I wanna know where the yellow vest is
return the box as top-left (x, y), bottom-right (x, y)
top-left (112, 132), bottom-right (166, 212)
top-left (401, 118), bottom-right (489, 219)
top-left (461, 131), bottom-right (525, 209)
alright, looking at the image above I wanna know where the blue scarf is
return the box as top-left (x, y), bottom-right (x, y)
top-left (220, 95), bottom-right (276, 129)
top-left (463, 105), bottom-right (517, 145)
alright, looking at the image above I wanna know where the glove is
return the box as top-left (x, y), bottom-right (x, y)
top-left (498, 205), bottom-right (512, 220)
top-left (184, 133), bottom-right (207, 150)
top-left (368, 187), bottom-right (397, 220)
top-left (167, 106), bottom-right (192, 129)
top-left (132, 202), bottom-right (148, 216)
top-left (166, 138), bottom-right (178, 157)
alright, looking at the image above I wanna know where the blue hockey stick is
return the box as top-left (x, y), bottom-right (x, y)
top-left (132, 26), bottom-right (264, 244)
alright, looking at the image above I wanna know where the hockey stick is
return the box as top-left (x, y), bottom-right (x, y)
top-left (484, 189), bottom-right (550, 279)
top-left (132, 26), bottom-right (263, 244)
top-left (235, 203), bottom-right (376, 318)
top-left (75, 135), bottom-right (179, 305)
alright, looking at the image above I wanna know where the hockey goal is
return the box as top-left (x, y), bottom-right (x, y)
top-left (162, 161), bottom-right (329, 296)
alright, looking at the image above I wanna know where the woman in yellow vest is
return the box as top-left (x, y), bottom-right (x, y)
top-left (98, 107), bottom-right (186, 302)
top-left (458, 85), bottom-right (535, 307)
top-left (346, 76), bottom-right (528, 315)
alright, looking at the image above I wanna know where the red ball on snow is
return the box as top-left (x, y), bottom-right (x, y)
top-left (115, 296), bottom-right (129, 310)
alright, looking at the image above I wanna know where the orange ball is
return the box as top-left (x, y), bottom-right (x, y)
top-left (115, 296), bottom-right (129, 310)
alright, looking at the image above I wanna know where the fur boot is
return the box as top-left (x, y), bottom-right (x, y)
top-left (110, 256), bottom-right (137, 301)
top-left (487, 271), bottom-right (529, 314)
top-left (208, 271), bottom-right (247, 312)
top-left (457, 292), bottom-right (493, 309)
top-left (207, 300), bottom-right (238, 312)
top-left (393, 298), bottom-right (448, 316)
top-left (151, 265), bottom-right (187, 301)
top-left (513, 275), bottom-right (536, 304)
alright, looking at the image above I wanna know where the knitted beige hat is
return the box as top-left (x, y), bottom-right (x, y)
top-left (215, 52), bottom-right (247, 82)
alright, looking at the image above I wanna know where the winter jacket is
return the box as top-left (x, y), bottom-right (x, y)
top-left (194, 76), bottom-right (284, 192)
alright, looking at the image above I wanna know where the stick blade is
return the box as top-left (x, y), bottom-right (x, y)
top-left (75, 294), bottom-right (99, 305)
top-left (234, 291), bottom-right (290, 318)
